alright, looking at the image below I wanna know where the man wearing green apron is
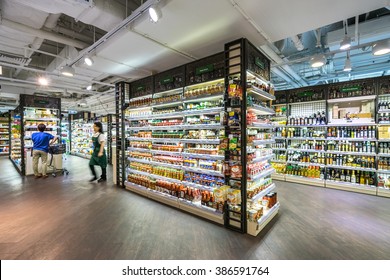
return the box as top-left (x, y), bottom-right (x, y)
top-left (89, 122), bottom-right (107, 182)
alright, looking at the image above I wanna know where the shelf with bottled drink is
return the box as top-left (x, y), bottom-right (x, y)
top-left (70, 120), bottom-right (93, 159)
top-left (328, 79), bottom-right (376, 101)
top-left (325, 168), bottom-right (376, 195)
top-left (377, 169), bottom-right (390, 198)
top-left (0, 116), bottom-right (10, 155)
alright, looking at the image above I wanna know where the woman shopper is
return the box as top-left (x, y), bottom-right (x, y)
top-left (89, 122), bottom-right (107, 182)
top-left (31, 123), bottom-right (59, 179)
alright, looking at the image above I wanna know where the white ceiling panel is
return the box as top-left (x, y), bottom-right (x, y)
top-left (3, 0), bottom-right (48, 29)
top-left (235, 0), bottom-right (388, 42)
top-left (132, 0), bottom-right (268, 58)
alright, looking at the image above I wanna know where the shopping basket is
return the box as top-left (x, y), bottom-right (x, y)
top-left (48, 143), bottom-right (69, 177)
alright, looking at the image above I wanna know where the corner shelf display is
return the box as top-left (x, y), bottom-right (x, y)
top-left (10, 111), bottom-right (22, 170)
top-left (0, 114), bottom-right (10, 156)
top-left (70, 119), bottom-right (93, 159)
top-left (225, 38), bottom-right (279, 236)
top-left (124, 62), bottom-right (227, 225)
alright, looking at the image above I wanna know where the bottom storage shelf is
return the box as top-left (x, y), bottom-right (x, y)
top-left (271, 173), bottom-right (285, 181)
top-left (124, 181), bottom-right (224, 224)
top-left (325, 180), bottom-right (377, 195)
top-left (285, 174), bottom-right (325, 187)
top-left (376, 187), bottom-right (390, 198)
top-left (247, 202), bottom-right (280, 236)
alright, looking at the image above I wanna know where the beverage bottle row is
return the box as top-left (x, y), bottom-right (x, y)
top-left (273, 151), bottom-right (287, 161)
top-left (285, 164), bottom-right (324, 179)
top-left (327, 126), bottom-right (376, 139)
top-left (287, 127), bottom-right (325, 138)
top-left (326, 141), bottom-right (376, 153)
top-left (379, 142), bottom-right (390, 154)
top-left (272, 142), bottom-right (285, 149)
top-left (378, 113), bottom-right (390, 123)
top-left (325, 155), bottom-right (375, 168)
top-left (288, 152), bottom-right (326, 164)
top-left (288, 91), bottom-right (324, 103)
top-left (288, 111), bottom-right (326, 125)
top-left (378, 158), bottom-right (390, 170)
top-left (289, 140), bottom-right (325, 150)
top-left (378, 101), bottom-right (390, 110)
top-left (326, 168), bottom-right (375, 185)
top-left (328, 83), bottom-right (374, 99)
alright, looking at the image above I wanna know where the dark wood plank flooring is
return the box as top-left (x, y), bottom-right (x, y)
top-left (0, 155), bottom-right (389, 260)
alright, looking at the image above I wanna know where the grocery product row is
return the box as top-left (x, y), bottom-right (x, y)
top-left (0, 115), bottom-right (9, 155)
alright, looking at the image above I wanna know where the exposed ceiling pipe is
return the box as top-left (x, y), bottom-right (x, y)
top-left (0, 18), bottom-right (89, 49)
top-left (52, 26), bottom-right (93, 44)
top-left (355, 15), bottom-right (359, 45)
top-left (291, 35), bottom-right (304, 51)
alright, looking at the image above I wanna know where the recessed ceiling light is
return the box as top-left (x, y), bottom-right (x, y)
top-left (86, 85), bottom-right (92, 91)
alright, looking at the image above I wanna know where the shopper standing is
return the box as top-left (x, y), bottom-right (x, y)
top-left (31, 123), bottom-right (59, 179)
top-left (89, 122), bottom-right (107, 182)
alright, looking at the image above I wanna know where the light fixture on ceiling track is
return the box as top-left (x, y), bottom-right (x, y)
top-left (372, 39), bottom-right (390, 56)
top-left (340, 20), bottom-right (351, 50)
top-left (149, 2), bottom-right (162, 23)
top-left (86, 84), bottom-right (92, 91)
top-left (79, 98), bottom-right (87, 107)
top-left (60, 65), bottom-right (75, 77)
top-left (310, 54), bottom-right (326, 68)
top-left (343, 51), bottom-right (352, 72)
top-left (84, 55), bottom-right (94, 66)
top-left (0, 66), bottom-right (2, 75)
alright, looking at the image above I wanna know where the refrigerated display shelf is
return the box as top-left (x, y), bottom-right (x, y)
top-left (127, 168), bottom-right (182, 184)
top-left (181, 152), bottom-right (224, 160)
top-left (247, 202), bottom-right (280, 237)
top-left (286, 124), bottom-right (327, 127)
top-left (128, 157), bottom-right (183, 170)
top-left (326, 123), bottom-right (376, 127)
top-left (250, 154), bottom-right (274, 164)
top-left (287, 148), bottom-right (325, 153)
top-left (152, 100), bottom-right (183, 108)
top-left (0, 144), bottom-right (9, 147)
top-left (183, 93), bottom-right (224, 103)
top-left (326, 165), bottom-right (376, 172)
top-left (180, 138), bottom-right (221, 144)
top-left (127, 137), bottom-right (221, 144)
top-left (378, 139), bottom-right (390, 142)
top-left (0, 152), bottom-right (8, 155)
top-left (182, 166), bottom-right (224, 178)
top-left (327, 95), bottom-right (376, 103)
top-left (271, 148), bottom-right (286, 151)
top-left (377, 169), bottom-right (390, 174)
top-left (128, 124), bottom-right (224, 131)
top-left (326, 151), bottom-right (376, 156)
top-left (326, 137), bottom-right (377, 142)
top-left (182, 107), bottom-right (224, 116)
top-left (252, 139), bottom-right (275, 146)
top-left (287, 137), bottom-right (326, 141)
top-left (286, 161), bottom-right (325, 168)
top-left (378, 153), bottom-right (390, 157)
top-left (325, 180), bottom-right (377, 195)
top-left (285, 174), bottom-right (325, 187)
top-left (181, 181), bottom-right (216, 192)
top-left (178, 198), bottom-right (224, 225)
top-left (248, 123), bottom-right (274, 129)
top-left (247, 86), bottom-right (275, 101)
top-left (271, 159), bottom-right (286, 163)
top-left (274, 136), bottom-right (286, 140)
top-left (0, 132), bottom-right (8, 134)
top-left (378, 122), bottom-right (390, 125)
top-left (0, 138), bottom-right (9, 141)
top-left (23, 117), bottom-right (59, 121)
top-left (24, 125), bottom-right (58, 129)
top-left (248, 168), bottom-right (275, 181)
top-left (247, 104), bottom-right (275, 115)
top-left (378, 109), bottom-right (390, 113)
top-left (249, 183), bottom-right (276, 202)
top-left (271, 173), bottom-right (286, 181)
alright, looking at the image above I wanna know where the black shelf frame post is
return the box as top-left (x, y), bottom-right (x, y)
top-left (115, 82), bottom-right (127, 186)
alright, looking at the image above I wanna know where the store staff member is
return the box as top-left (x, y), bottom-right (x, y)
top-left (31, 123), bottom-right (59, 179)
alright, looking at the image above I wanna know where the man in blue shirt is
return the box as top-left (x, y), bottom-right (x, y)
top-left (31, 123), bottom-right (59, 178)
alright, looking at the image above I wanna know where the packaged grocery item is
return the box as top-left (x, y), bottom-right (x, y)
top-left (227, 188), bottom-right (241, 204)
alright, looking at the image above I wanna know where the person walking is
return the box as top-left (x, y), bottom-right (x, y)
top-left (31, 123), bottom-right (59, 179)
top-left (89, 122), bottom-right (107, 182)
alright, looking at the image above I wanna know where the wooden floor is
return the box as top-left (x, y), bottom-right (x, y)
top-left (0, 155), bottom-right (390, 260)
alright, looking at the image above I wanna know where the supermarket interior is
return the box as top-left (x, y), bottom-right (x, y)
top-left (0, 0), bottom-right (390, 260)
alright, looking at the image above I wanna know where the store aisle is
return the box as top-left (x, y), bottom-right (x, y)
top-left (0, 155), bottom-right (389, 260)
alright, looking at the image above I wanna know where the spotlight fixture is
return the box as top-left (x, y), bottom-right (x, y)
top-left (86, 84), bottom-right (92, 91)
top-left (343, 52), bottom-right (352, 72)
top-left (60, 65), bottom-right (75, 77)
top-left (340, 35), bottom-right (352, 50)
top-left (38, 77), bottom-right (49, 86)
top-left (0, 65), bottom-right (2, 75)
top-left (79, 98), bottom-right (87, 107)
top-left (310, 54), bottom-right (326, 68)
top-left (84, 56), bottom-right (94, 66)
top-left (372, 39), bottom-right (390, 56)
top-left (149, 4), bottom-right (162, 23)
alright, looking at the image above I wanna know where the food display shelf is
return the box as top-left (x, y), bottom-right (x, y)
top-left (326, 165), bottom-right (376, 172)
top-left (128, 157), bottom-right (183, 170)
top-left (326, 151), bottom-right (376, 156)
top-left (326, 138), bottom-right (377, 142)
top-left (181, 166), bottom-right (224, 178)
top-left (287, 148), bottom-right (325, 153)
top-left (247, 202), bottom-right (280, 236)
top-left (285, 174), bottom-right (325, 187)
top-left (248, 168), bottom-right (275, 182)
top-left (325, 180), bottom-right (377, 195)
top-left (181, 152), bottom-right (224, 160)
top-left (286, 161), bottom-right (325, 168)
top-left (247, 104), bottom-right (275, 115)
top-left (249, 183), bottom-right (276, 202)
